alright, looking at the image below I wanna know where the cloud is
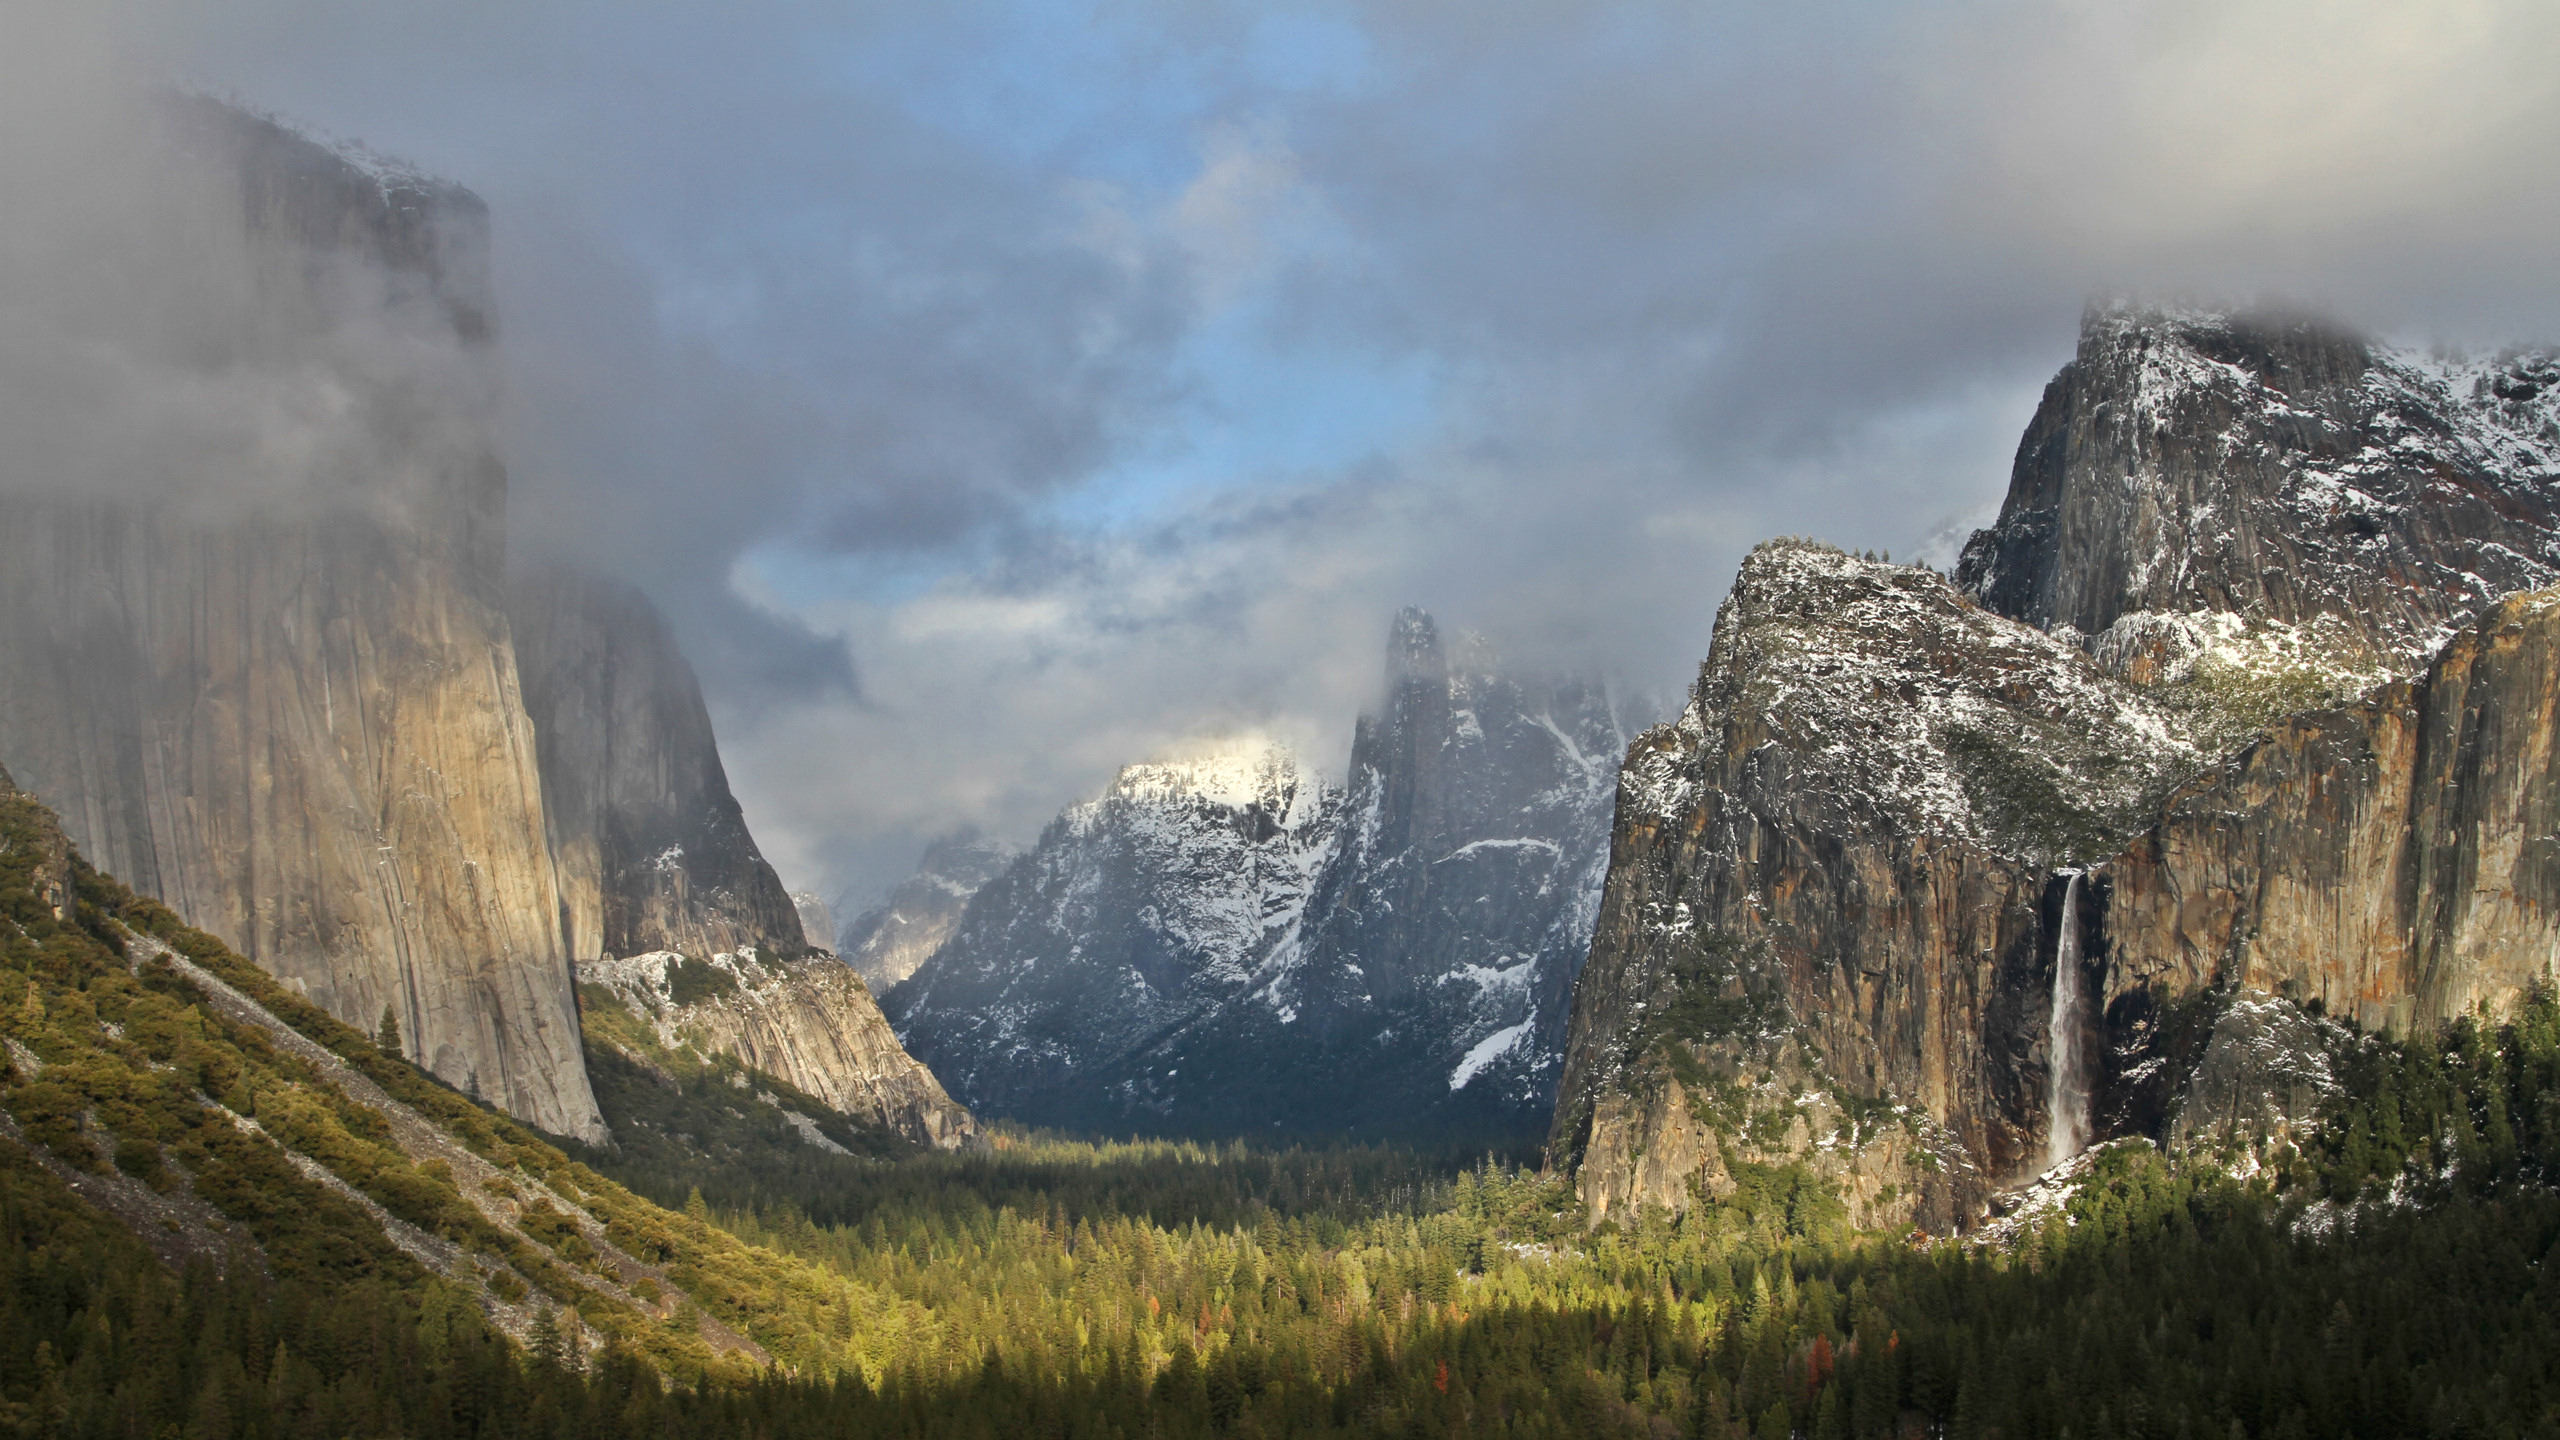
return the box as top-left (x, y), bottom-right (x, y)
top-left (25, 0), bottom-right (2560, 897)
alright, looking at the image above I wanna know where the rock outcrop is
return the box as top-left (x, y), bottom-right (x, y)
top-left (839, 831), bottom-right (1013, 991)
top-left (1549, 542), bottom-right (2204, 1225)
top-left (507, 569), bottom-right (808, 964)
top-left (2099, 585), bottom-right (2560, 1034)
top-left (579, 949), bottom-right (974, 1149)
top-left (1268, 611), bottom-right (1633, 1126)
top-left (0, 99), bottom-right (604, 1141)
top-left (1555, 304), bottom-right (2560, 1229)
top-left (889, 611), bottom-right (1636, 1140)
top-left (1959, 304), bottom-right (2560, 676)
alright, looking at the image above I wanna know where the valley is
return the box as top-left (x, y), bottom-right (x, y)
top-left (2, 49), bottom-right (2559, 1440)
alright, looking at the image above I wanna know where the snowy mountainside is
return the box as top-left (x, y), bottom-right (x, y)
top-left (839, 831), bottom-right (1016, 990)
top-left (1960, 303), bottom-right (2560, 676)
top-left (882, 739), bottom-right (1342, 1129)
top-left (886, 612), bottom-right (1638, 1141)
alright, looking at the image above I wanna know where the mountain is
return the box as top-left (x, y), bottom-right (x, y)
top-left (886, 741), bottom-right (1339, 1132)
top-left (507, 569), bottom-right (809, 964)
top-left (0, 97), bottom-right (603, 1142)
top-left (1959, 303), bottom-right (2560, 677)
top-left (888, 611), bottom-right (1636, 1140)
top-left (838, 831), bottom-right (1014, 991)
top-left (1553, 304), bottom-right (2560, 1230)
top-left (1551, 541), bottom-right (2207, 1226)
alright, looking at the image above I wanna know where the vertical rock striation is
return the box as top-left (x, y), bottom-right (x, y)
top-left (1556, 304), bottom-right (2560, 1228)
top-left (506, 569), bottom-right (808, 964)
top-left (2101, 585), bottom-right (2560, 1033)
top-left (0, 100), bottom-right (604, 1141)
top-left (1549, 543), bottom-right (2200, 1223)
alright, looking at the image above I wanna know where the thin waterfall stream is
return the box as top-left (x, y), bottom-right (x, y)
top-left (2046, 871), bottom-right (2090, 1169)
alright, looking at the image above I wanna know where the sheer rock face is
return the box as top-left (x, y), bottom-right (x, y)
top-left (1264, 611), bottom-right (1633, 1128)
top-left (2100, 587), bottom-right (2560, 1035)
top-left (578, 950), bottom-right (975, 1149)
top-left (507, 570), bottom-right (806, 965)
top-left (0, 102), bottom-right (604, 1142)
top-left (839, 833), bottom-right (1013, 991)
top-left (1550, 543), bottom-right (2206, 1222)
top-left (888, 610), bottom-right (1635, 1140)
top-left (1555, 304), bottom-right (2560, 1228)
top-left (1958, 304), bottom-right (2560, 672)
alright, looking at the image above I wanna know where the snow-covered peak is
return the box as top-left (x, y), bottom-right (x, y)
top-left (1105, 736), bottom-right (1322, 817)
top-left (1961, 302), bottom-right (2560, 672)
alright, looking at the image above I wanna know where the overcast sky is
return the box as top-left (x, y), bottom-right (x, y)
top-left (41, 0), bottom-right (2560, 906)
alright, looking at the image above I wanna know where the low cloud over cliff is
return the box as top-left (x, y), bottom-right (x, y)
top-left (23, 0), bottom-right (2560, 898)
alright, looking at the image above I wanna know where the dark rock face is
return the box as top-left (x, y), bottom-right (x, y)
top-left (839, 831), bottom-right (1014, 991)
top-left (0, 100), bottom-right (604, 1141)
top-left (887, 610), bottom-right (1635, 1140)
top-left (1959, 304), bottom-right (2560, 670)
top-left (508, 569), bottom-right (809, 964)
top-left (1548, 543), bottom-right (2202, 1222)
top-left (1267, 611), bottom-right (1634, 1127)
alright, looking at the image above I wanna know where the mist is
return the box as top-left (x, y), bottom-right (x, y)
top-left (15, 0), bottom-right (2560, 905)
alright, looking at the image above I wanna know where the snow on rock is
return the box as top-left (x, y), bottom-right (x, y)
top-left (889, 611), bottom-right (1643, 1139)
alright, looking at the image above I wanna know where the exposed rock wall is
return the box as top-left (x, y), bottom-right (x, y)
top-left (1280, 611), bottom-right (1632, 1121)
top-left (2101, 586), bottom-right (2560, 1030)
top-left (508, 569), bottom-right (808, 965)
top-left (0, 101), bottom-right (603, 1141)
top-left (580, 949), bottom-right (974, 1149)
top-left (1959, 305), bottom-right (2560, 672)
top-left (1550, 542), bottom-right (2206, 1220)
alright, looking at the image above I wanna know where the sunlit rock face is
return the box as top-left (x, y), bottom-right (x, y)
top-left (578, 948), bottom-right (975, 1150)
top-left (1556, 304), bottom-right (2560, 1229)
top-left (0, 97), bottom-right (604, 1141)
top-left (1548, 542), bottom-right (2205, 1227)
top-left (508, 568), bottom-right (808, 966)
top-left (2101, 585), bottom-right (2560, 1038)
top-left (887, 611), bottom-right (1637, 1141)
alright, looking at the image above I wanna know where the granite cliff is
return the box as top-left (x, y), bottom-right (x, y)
top-left (1960, 303), bottom-right (2560, 678)
top-left (0, 99), bottom-right (603, 1141)
top-left (1555, 304), bottom-right (2560, 1229)
top-left (578, 948), bottom-right (974, 1150)
top-left (889, 611), bottom-right (1635, 1140)
top-left (508, 569), bottom-right (808, 965)
top-left (1549, 542), bottom-right (2203, 1226)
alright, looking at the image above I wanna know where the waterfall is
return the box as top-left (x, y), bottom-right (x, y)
top-left (2046, 871), bottom-right (2090, 1169)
